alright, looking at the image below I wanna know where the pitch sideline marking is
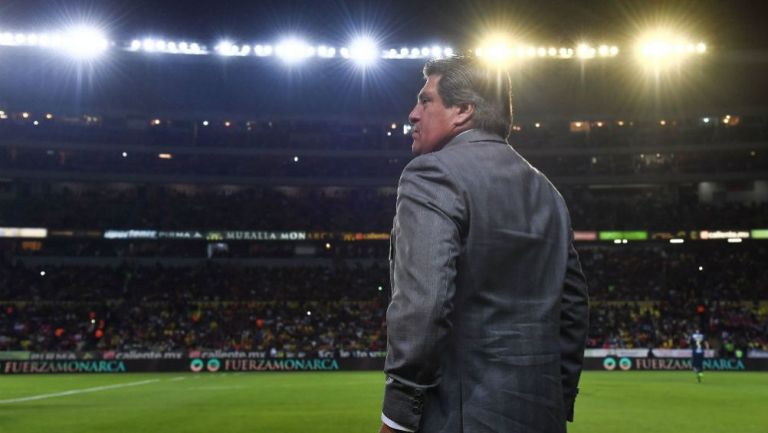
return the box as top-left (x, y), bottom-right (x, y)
top-left (0, 379), bottom-right (160, 404)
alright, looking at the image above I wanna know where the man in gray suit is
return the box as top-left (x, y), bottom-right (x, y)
top-left (379, 56), bottom-right (589, 433)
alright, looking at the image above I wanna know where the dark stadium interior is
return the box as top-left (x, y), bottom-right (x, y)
top-left (1, 0), bottom-right (767, 390)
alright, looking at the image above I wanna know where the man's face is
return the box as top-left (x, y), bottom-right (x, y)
top-left (408, 75), bottom-right (461, 155)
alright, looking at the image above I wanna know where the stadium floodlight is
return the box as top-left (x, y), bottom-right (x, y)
top-left (635, 29), bottom-right (706, 70)
top-left (318, 45), bottom-right (336, 58)
top-left (131, 38), bottom-right (194, 54)
top-left (61, 26), bottom-right (109, 59)
top-left (576, 43), bottom-right (596, 59)
top-left (215, 40), bottom-right (242, 56)
top-left (476, 33), bottom-right (518, 67)
top-left (254, 44), bottom-right (266, 56)
top-left (276, 38), bottom-right (313, 63)
top-left (0, 29), bottom-right (714, 63)
top-left (348, 36), bottom-right (379, 66)
top-left (215, 41), bottom-right (230, 55)
top-left (49, 34), bottom-right (63, 48)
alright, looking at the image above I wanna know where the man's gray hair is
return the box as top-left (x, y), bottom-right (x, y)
top-left (423, 56), bottom-right (512, 139)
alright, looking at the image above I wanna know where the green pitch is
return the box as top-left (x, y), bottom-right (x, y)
top-left (1, 371), bottom-right (766, 433)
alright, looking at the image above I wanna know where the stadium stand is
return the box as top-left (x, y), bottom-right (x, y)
top-left (1, 39), bottom-right (766, 365)
top-left (2, 185), bottom-right (768, 231)
top-left (1, 247), bottom-right (766, 355)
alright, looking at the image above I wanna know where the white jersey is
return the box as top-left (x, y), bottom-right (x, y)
top-left (691, 332), bottom-right (705, 355)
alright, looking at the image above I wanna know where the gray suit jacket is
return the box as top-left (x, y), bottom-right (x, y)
top-left (383, 129), bottom-right (589, 433)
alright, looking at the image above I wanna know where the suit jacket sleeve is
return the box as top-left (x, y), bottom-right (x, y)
top-left (382, 155), bottom-right (465, 431)
top-left (559, 229), bottom-right (589, 422)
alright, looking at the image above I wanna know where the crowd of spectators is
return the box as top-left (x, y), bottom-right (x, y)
top-left (0, 300), bottom-right (387, 357)
top-left (579, 245), bottom-right (768, 301)
top-left (0, 262), bottom-right (390, 302)
top-left (566, 196), bottom-right (768, 230)
top-left (3, 185), bottom-right (767, 231)
top-left (2, 111), bottom-right (767, 184)
top-left (3, 145), bottom-right (766, 180)
top-left (1, 111), bottom-right (766, 151)
top-left (588, 300), bottom-right (767, 356)
top-left (1, 245), bottom-right (766, 354)
top-left (2, 187), bottom-right (396, 232)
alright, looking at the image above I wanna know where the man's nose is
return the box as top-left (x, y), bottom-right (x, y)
top-left (408, 106), bottom-right (419, 124)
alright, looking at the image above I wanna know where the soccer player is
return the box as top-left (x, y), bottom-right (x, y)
top-left (690, 329), bottom-right (707, 383)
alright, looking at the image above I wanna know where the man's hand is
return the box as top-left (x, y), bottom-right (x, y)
top-left (379, 423), bottom-right (407, 433)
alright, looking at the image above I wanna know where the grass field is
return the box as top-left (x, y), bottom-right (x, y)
top-left (1, 371), bottom-right (767, 433)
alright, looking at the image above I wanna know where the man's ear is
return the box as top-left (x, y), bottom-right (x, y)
top-left (453, 103), bottom-right (475, 128)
